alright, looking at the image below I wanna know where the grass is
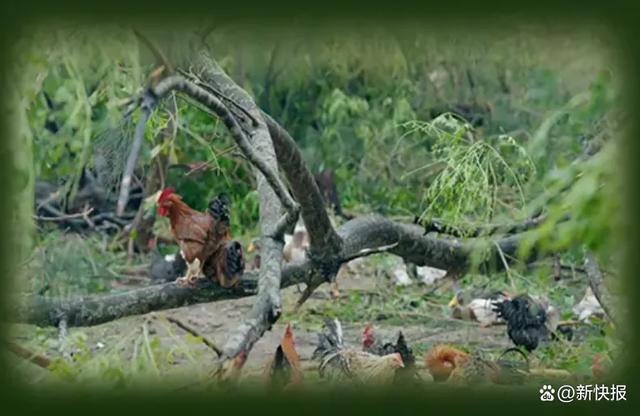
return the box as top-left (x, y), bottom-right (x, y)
top-left (9, 230), bottom-right (618, 391)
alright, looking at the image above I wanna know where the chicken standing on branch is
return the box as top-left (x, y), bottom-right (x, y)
top-left (263, 323), bottom-right (303, 391)
top-left (361, 325), bottom-right (419, 384)
top-left (313, 318), bottom-right (404, 385)
top-left (156, 188), bottom-right (244, 287)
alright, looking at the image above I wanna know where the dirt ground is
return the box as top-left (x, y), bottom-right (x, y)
top-left (10, 259), bottom-right (516, 387)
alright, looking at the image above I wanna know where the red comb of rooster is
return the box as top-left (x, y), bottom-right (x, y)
top-left (363, 324), bottom-right (374, 335)
top-left (158, 187), bottom-right (175, 202)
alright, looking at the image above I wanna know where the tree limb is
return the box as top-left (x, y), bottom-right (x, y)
top-left (115, 90), bottom-right (156, 216)
top-left (6, 341), bottom-right (52, 369)
top-left (583, 250), bottom-right (617, 325)
top-left (12, 215), bottom-right (547, 328)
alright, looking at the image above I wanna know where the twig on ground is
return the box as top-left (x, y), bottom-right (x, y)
top-left (6, 341), bottom-right (52, 369)
top-left (33, 206), bottom-right (94, 222)
top-left (165, 316), bottom-right (223, 357)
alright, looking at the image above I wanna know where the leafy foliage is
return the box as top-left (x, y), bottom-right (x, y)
top-left (9, 23), bottom-right (625, 388)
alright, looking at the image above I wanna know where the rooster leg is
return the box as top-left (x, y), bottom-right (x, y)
top-left (176, 258), bottom-right (205, 287)
top-left (186, 258), bottom-right (205, 286)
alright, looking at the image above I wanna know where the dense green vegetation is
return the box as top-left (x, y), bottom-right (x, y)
top-left (7, 23), bottom-right (625, 389)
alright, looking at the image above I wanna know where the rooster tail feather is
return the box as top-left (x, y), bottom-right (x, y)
top-left (312, 318), bottom-right (344, 360)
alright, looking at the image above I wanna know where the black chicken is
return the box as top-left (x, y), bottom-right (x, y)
top-left (492, 295), bottom-right (548, 352)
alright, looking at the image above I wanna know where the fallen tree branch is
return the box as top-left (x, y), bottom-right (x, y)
top-left (12, 215), bottom-right (546, 328)
top-left (6, 341), bottom-right (52, 369)
top-left (583, 250), bottom-right (617, 325)
top-left (416, 212), bottom-right (566, 238)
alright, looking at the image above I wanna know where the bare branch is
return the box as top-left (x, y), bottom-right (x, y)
top-left (115, 90), bottom-right (156, 216)
top-left (33, 206), bottom-right (94, 222)
top-left (6, 341), bottom-right (52, 369)
top-left (165, 316), bottom-right (222, 357)
top-left (583, 250), bottom-right (617, 325)
top-left (151, 74), bottom-right (300, 238)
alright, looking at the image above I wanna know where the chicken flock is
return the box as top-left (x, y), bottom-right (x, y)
top-left (151, 186), bottom-right (609, 389)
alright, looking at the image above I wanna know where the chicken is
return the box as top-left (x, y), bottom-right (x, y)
top-left (573, 287), bottom-right (605, 321)
top-left (448, 289), bottom-right (508, 326)
top-left (246, 238), bottom-right (261, 271)
top-left (592, 353), bottom-right (612, 380)
top-left (425, 345), bottom-right (529, 385)
top-left (203, 240), bottom-right (245, 288)
top-left (149, 243), bottom-right (186, 282)
top-left (313, 318), bottom-right (404, 385)
top-left (214, 350), bottom-right (248, 386)
top-left (263, 323), bottom-right (303, 390)
top-left (424, 344), bottom-right (470, 382)
top-left (490, 347), bottom-right (530, 385)
top-left (156, 188), bottom-right (244, 287)
top-left (284, 221), bottom-right (340, 297)
top-left (447, 350), bottom-right (500, 385)
top-left (492, 294), bottom-right (549, 352)
top-left (283, 225), bottom-right (309, 264)
top-left (361, 325), bottom-right (419, 384)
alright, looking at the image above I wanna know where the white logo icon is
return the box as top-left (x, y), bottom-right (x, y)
top-left (540, 385), bottom-right (555, 401)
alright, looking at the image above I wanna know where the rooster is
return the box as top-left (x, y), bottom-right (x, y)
top-left (264, 323), bottom-right (304, 390)
top-left (313, 318), bottom-right (404, 385)
top-left (213, 350), bottom-right (248, 387)
top-left (492, 294), bottom-right (555, 352)
top-left (361, 325), bottom-right (419, 384)
top-left (156, 188), bottom-right (244, 287)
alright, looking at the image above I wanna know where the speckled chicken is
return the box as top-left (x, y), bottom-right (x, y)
top-left (313, 318), bottom-right (404, 385)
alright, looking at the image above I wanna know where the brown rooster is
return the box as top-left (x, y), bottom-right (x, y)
top-left (263, 323), bottom-right (304, 391)
top-left (313, 318), bottom-right (404, 385)
top-left (156, 188), bottom-right (244, 287)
